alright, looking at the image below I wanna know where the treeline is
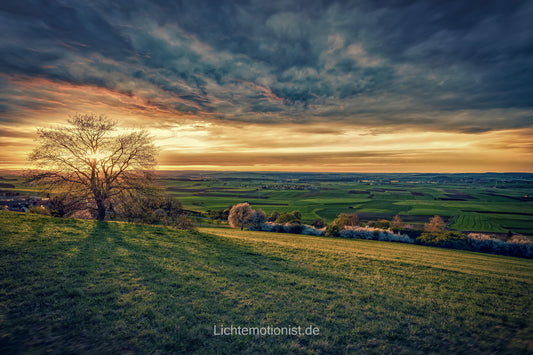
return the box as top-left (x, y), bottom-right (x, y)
top-left (28, 190), bottom-right (194, 230)
top-left (223, 203), bottom-right (533, 259)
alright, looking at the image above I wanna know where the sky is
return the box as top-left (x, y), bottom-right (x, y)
top-left (1, 0), bottom-right (532, 173)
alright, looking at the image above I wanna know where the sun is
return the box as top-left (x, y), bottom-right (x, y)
top-left (85, 150), bottom-right (108, 162)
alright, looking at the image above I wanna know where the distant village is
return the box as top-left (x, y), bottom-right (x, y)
top-left (260, 184), bottom-right (319, 191)
top-left (0, 190), bottom-right (49, 213)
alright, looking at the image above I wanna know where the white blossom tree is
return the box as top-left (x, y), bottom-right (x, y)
top-left (228, 203), bottom-right (254, 230)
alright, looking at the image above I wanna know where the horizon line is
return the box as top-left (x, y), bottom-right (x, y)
top-left (1, 168), bottom-right (532, 175)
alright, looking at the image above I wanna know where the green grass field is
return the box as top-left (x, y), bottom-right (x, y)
top-left (1, 211), bottom-right (532, 353)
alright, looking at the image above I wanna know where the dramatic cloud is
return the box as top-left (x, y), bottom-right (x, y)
top-left (1, 0), bottom-right (532, 171)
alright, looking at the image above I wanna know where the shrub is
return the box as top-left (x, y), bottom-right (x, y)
top-left (207, 207), bottom-right (230, 221)
top-left (467, 233), bottom-right (533, 258)
top-left (287, 222), bottom-right (303, 234)
top-left (326, 213), bottom-right (359, 237)
top-left (368, 219), bottom-right (390, 229)
top-left (70, 209), bottom-right (93, 219)
top-left (252, 221), bottom-right (324, 235)
top-left (248, 209), bottom-right (267, 229)
top-left (47, 193), bottom-right (85, 217)
top-left (340, 226), bottom-right (413, 243)
top-left (275, 211), bottom-right (301, 224)
top-left (403, 229), bottom-right (423, 239)
top-left (29, 205), bottom-right (51, 216)
top-left (115, 193), bottom-right (188, 227)
top-left (268, 211), bottom-right (280, 222)
top-left (416, 231), bottom-right (468, 249)
top-left (301, 224), bottom-right (326, 236)
top-left (311, 218), bottom-right (327, 228)
top-left (174, 214), bottom-right (195, 230)
top-left (252, 221), bottom-right (275, 232)
top-left (325, 224), bottom-right (342, 237)
top-left (509, 234), bottom-right (531, 243)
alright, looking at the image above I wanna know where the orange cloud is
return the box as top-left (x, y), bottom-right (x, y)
top-left (2, 75), bottom-right (532, 173)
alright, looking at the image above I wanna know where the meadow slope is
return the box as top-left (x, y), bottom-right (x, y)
top-left (0, 211), bottom-right (531, 354)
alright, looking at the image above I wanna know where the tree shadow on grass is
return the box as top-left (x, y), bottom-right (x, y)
top-left (2, 215), bottom-right (531, 354)
top-left (1, 219), bottom-right (328, 353)
top-left (66, 221), bottom-right (333, 353)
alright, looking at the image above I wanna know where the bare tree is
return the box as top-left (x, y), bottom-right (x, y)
top-left (26, 113), bottom-right (157, 220)
top-left (424, 215), bottom-right (446, 233)
top-left (335, 213), bottom-right (359, 228)
top-left (391, 214), bottom-right (404, 229)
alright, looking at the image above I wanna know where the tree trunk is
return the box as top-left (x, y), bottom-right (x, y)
top-left (96, 199), bottom-right (106, 221)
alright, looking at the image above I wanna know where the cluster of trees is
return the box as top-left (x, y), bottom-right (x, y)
top-left (113, 191), bottom-right (194, 229)
top-left (206, 207), bottom-right (231, 221)
top-left (325, 213), bottom-right (360, 237)
top-left (225, 205), bottom-right (311, 233)
top-left (26, 114), bottom-right (193, 229)
top-left (225, 204), bottom-right (532, 258)
top-left (269, 210), bottom-right (301, 224)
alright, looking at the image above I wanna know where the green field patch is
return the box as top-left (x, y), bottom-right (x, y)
top-left (195, 192), bottom-right (268, 199)
top-left (300, 198), bottom-right (371, 204)
top-left (463, 210), bottom-right (533, 217)
top-left (166, 187), bottom-right (209, 193)
top-left (248, 202), bottom-right (289, 206)
top-left (450, 213), bottom-right (500, 232)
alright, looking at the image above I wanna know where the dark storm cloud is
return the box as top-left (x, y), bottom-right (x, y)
top-left (1, 0), bottom-right (532, 131)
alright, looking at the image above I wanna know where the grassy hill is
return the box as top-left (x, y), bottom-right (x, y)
top-left (0, 211), bottom-right (532, 354)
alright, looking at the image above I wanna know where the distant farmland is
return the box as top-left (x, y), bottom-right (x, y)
top-left (1, 171), bottom-right (532, 235)
top-left (159, 171), bottom-right (533, 235)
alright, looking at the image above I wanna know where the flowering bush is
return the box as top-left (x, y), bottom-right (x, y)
top-left (340, 226), bottom-right (413, 243)
top-left (467, 233), bottom-right (532, 258)
top-left (250, 222), bottom-right (325, 236)
top-left (301, 224), bottom-right (326, 236)
top-left (248, 221), bottom-right (532, 259)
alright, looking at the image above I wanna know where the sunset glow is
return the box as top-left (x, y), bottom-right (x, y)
top-left (85, 150), bottom-right (108, 163)
top-left (1, 2), bottom-right (532, 172)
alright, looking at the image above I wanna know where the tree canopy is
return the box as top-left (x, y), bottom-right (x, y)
top-left (26, 113), bottom-right (158, 220)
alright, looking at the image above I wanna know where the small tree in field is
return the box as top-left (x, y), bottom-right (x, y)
top-left (248, 209), bottom-right (267, 229)
top-left (228, 203), bottom-right (254, 230)
top-left (269, 210), bottom-right (280, 222)
top-left (424, 215), bottom-right (446, 233)
top-left (391, 214), bottom-right (404, 229)
top-left (335, 213), bottom-right (359, 228)
top-left (26, 113), bottom-right (157, 220)
top-left (326, 213), bottom-right (359, 237)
